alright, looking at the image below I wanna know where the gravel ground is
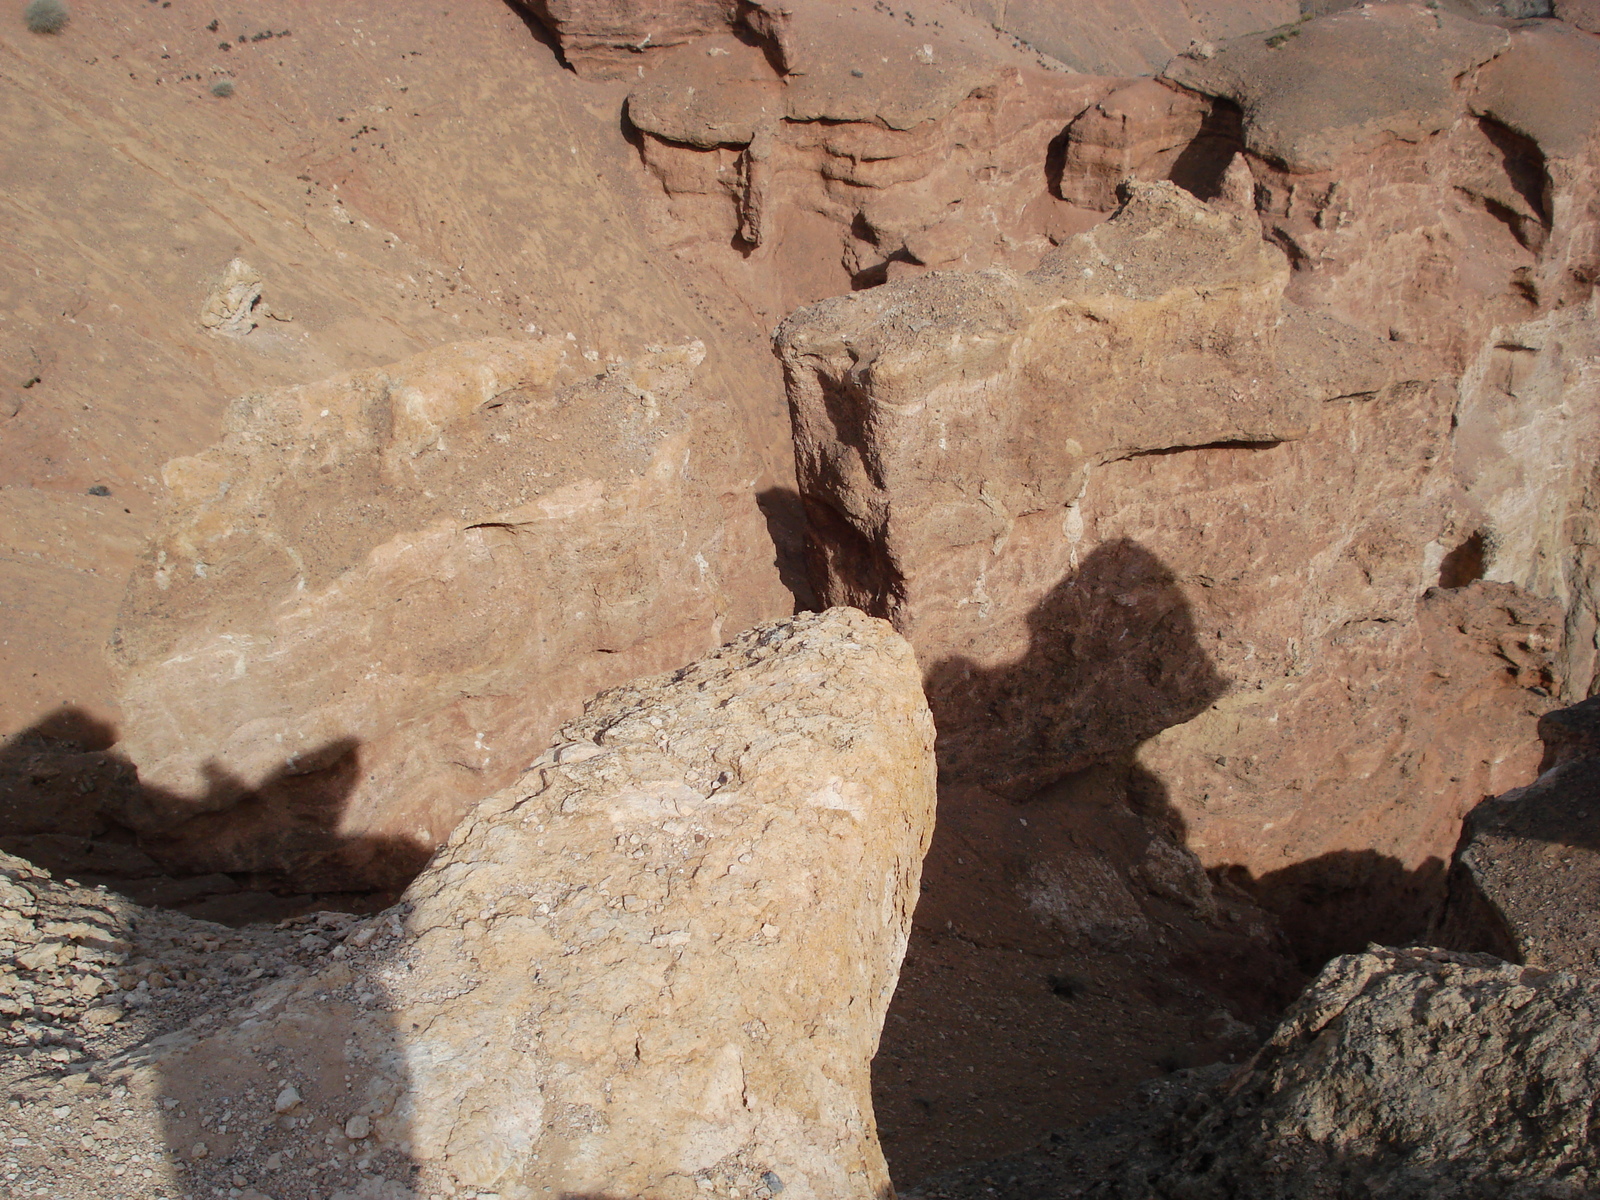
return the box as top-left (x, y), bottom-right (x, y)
top-left (0, 849), bottom-right (394, 1200)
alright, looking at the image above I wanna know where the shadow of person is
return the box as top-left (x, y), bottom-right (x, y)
top-left (874, 538), bottom-right (1468, 1183)
top-left (924, 538), bottom-right (1229, 799)
top-left (0, 707), bottom-right (429, 924)
top-left (0, 709), bottom-right (431, 1198)
top-left (754, 486), bottom-right (819, 612)
top-left (873, 540), bottom-right (1272, 1180)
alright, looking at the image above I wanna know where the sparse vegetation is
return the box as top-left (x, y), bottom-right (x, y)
top-left (210, 79), bottom-right (235, 98)
top-left (22, 0), bottom-right (69, 34)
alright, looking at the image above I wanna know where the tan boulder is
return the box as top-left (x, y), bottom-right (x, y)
top-left (106, 608), bottom-right (937, 1200)
top-left (109, 337), bottom-right (792, 892)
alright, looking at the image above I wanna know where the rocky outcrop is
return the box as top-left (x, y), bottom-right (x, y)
top-left (1157, 9), bottom-right (1600, 697)
top-left (1119, 946), bottom-right (1600, 1199)
top-left (776, 0), bottom-right (1600, 966)
top-left (100, 608), bottom-right (936, 1200)
top-left (518, 0), bottom-right (740, 77)
top-left (778, 176), bottom-right (1568, 958)
top-left (625, 3), bottom-right (1110, 321)
top-left (105, 337), bottom-right (792, 894)
top-left (1439, 694), bottom-right (1600, 973)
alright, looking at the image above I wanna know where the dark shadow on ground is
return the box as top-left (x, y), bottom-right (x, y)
top-left (872, 539), bottom-right (1435, 1183)
top-left (0, 707), bottom-right (427, 925)
top-left (1222, 851), bottom-right (1449, 971)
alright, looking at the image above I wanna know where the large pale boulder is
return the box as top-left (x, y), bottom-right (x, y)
top-left (100, 608), bottom-right (936, 1200)
top-left (108, 337), bottom-right (792, 892)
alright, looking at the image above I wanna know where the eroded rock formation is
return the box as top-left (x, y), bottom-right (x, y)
top-left (96, 608), bottom-right (935, 1200)
top-left (104, 337), bottom-right (791, 893)
top-left (624, 3), bottom-right (1110, 319)
top-left (778, 170), bottom-right (1578, 957)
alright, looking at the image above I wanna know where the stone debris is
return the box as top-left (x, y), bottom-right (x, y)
top-left (1119, 946), bottom-right (1600, 1198)
top-left (907, 946), bottom-right (1600, 1199)
top-left (0, 849), bottom-right (344, 1200)
top-left (198, 258), bottom-right (271, 337)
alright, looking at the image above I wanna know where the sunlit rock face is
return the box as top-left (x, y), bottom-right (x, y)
top-left (109, 337), bottom-right (792, 893)
top-left (778, 171), bottom-right (1579, 960)
top-left (106, 608), bottom-right (937, 1200)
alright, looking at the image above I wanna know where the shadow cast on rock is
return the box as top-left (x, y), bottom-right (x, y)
top-left (873, 538), bottom-right (1442, 1182)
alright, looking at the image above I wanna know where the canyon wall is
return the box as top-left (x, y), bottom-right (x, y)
top-left (779, 3), bottom-right (1600, 960)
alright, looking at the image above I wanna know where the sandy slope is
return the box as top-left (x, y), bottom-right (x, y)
top-left (0, 0), bottom-right (793, 740)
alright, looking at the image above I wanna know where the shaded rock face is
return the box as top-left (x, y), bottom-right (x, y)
top-left (1439, 694), bottom-right (1600, 974)
top-left (102, 337), bottom-right (791, 894)
top-left (101, 609), bottom-right (937, 1200)
top-left (1121, 947), bottom-right (1600, 1199)
top-left (778, 178), bottom-right (1570, 959)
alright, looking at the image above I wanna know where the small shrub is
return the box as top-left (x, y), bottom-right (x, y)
top-left (210, 79), bottom-right (235, 98)
top-left (23, 0), bottom-right (70, 34)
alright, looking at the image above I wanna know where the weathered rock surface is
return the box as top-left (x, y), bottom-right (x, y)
top-left (0, 0), bottom-right (801, 750)
top-left (0, 848), bottom-right (348, 1200)
top-left (1162, 5), bottom-right (1509, 174)
top-left (106, 337), bottom-right (792, 893)
top-left (1117, 947), bottom-right (1600, 1199)
top-left (975, 0), bottom-right (1299, 74)
top-left (518, 0), bottom-right (740, 77)
top-left (779, 176), bottom-right (1569, 958)
top-left (626, 1), bottom-right (1110, 322)
top-left (1439, 694), bottom-right (1600, 974)
top-left (526, 0), bottom-right (1300, 79)
top-left (102, 608), bottom-right (936, 1200)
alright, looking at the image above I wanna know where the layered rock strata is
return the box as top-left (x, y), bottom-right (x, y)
top-left (99, 608), bottom-right (937, 1200)
top-left (105, 337), bottom-right (792, 893)
top-left (778, 177), bottom-right (1567, 957)
top-left (624, 3), bottom-right (1111, 320)
top-left (1074, 6), bottom-right (1600, 696)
